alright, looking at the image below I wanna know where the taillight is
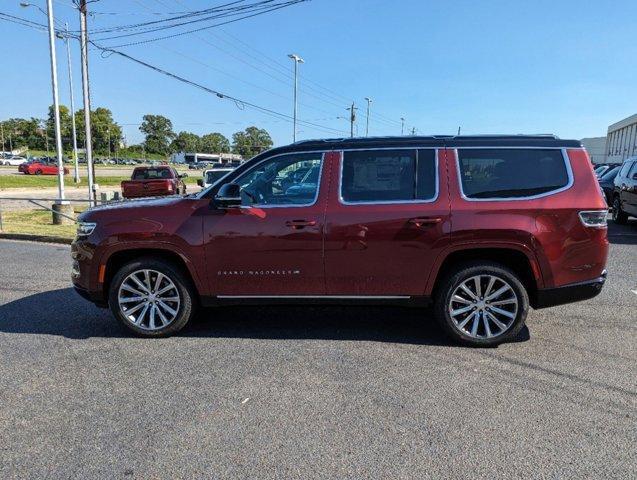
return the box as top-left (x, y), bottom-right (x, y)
top-left (578, 210), bottom-right (607, 228)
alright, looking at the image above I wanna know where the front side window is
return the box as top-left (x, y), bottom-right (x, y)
top-left (618, 161), bottom-right (633, 178)
top-left (232, 152), bottom-right (323, 206)
top-left (341, 149), bottom-right (436, 203)
top-left (457, 149), bottom-right (569, 199)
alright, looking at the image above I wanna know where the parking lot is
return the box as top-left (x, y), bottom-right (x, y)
top-left (0, 221), bottom-right (635, 479)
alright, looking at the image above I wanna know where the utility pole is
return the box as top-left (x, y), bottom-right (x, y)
top-left (287, 53), bottom-right (304, 143)
top-left (346, 102), bottom-right (357, 138)
top-left (457, 126), bottom-right (461, 135)
top-left (0, 122), bottom-right (4, 154)
top-left (59, 23), bottom-right (80, 183)
top-left (364, 97), bottom-right (372, 137)
top-left (79, 0), bottom-right (95, 204)
top-left (400, 117), bottom-right (405, 135)
top-left (44, 0), bottom-right (65, 202)
top-left (411, 127), bottom-right (416, 136)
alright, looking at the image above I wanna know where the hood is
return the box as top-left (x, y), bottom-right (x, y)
top-left (78, 196), bottom-right (188, 222)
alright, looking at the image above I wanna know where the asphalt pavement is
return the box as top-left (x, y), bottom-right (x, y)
top-left (0, 222), bottom-right (636, 479)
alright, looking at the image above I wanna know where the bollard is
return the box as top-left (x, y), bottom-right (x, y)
top-left (52, 202), bottom-right (75, 225)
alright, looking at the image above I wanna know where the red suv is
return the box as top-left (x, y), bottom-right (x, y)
top-left (72, 135), bottom-right (608, 346)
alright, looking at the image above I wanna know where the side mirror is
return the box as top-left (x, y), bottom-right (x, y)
top-left (196, 178), bottom-right (204, 187)
top-left (215, 183), bottom-right (242, 208)
top-left (632, 173), bottom-right (637, 181)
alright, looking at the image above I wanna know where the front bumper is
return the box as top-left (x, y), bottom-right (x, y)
top-left (533, 270), bottom-right (607, 309)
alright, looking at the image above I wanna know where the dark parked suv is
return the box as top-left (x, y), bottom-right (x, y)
top-left (72, 135), bottom-right (608, 346)
top-left (611, 157), bottom-right (637, 224)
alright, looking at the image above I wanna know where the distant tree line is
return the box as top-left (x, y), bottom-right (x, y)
top-left (1, 109), bottom-right (273, 159)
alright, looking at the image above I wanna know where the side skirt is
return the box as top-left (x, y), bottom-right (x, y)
top-left (200, 295), bottom-right (432, 308)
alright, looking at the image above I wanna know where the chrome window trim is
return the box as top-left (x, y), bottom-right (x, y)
top-left (233, 150), bottom-right (327, 209)
top-left (338, 147), bottom-right (440, 205)
top-left (454, 147), bottom-right (574, 202)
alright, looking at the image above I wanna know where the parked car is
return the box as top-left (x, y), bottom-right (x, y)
top-left (72, 135), bottom-right (608, 346)
top-left (594, 163), bottom-right (621, 178)
top-left (19, 158), bottom-right (69, 175)
top-left (2, 155), bottom-right (27, 166)
top-left (120, 166), bottom-right (187, 199)
top-left (610, 157), bottom-right (637, 224)
top-left (598, 165), bottom-right (621, 204)
top-left (197, 167), bottom-right (234, 189)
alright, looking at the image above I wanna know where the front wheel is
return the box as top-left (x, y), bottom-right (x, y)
top-left (108, 257), bottom-right (196, 337)
top-left (612, 196), bottom-right (628, 224)
top-left (434, 262), bottom-right (529, 347)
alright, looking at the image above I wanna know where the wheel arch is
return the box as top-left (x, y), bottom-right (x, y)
top-left (427, 245), bottom-right (542, 302)
top-left (102, 247), bottom-right (202, 304)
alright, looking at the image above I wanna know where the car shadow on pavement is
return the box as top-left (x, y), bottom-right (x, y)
top-left (607, 218), bottom-right (637, 245)
top-left (0, 287), bottom-right (530, 346)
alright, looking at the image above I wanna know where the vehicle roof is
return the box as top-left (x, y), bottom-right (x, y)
top-left (265, 134), bottom-right (581, 155)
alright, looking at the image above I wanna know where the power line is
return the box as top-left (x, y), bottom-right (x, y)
top-left (92, 43), bottom-right (349, 136)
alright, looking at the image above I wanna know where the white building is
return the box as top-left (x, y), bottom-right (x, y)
top-left (580, 137), bottom-right (607, 164)
top-left (171, 152), bottom-right (243, 165)
top-left (606, 113), bottom-right (637, 163)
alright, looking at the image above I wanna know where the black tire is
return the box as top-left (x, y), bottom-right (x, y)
top-left (108, 257), bottom-right (196, 337)
top-left (35, 169), bottom-right (42, 175)
top-left (612, 196), bottom-right (628, 225)
top-left (434, 261), bottom-right (529, 347)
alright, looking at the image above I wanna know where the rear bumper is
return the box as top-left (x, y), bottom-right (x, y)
top-left (533, 270), bottom-right (607, 309)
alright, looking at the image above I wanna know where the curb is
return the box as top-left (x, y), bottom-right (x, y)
top-left (0, 233), bottom-right (72, 245)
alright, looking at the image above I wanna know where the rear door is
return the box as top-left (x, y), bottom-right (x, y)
top-left (624, 160), bottom-right (637, 215)
top-left (323, 148), bottom-right (451, 296)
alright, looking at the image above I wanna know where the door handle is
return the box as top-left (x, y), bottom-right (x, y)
top-left (285, 219), bottom-right (317, 229)
top-left (409, 217), bottom-right (442, 227)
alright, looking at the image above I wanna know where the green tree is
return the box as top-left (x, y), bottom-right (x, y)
top-left (1, 118), bottom-right (45, 151)
top-left (200, 132), bottom-right (230, 154)
top-left (140, 114), bottom-right (175, 155)
top-left (74, 107), bottom-right (123, 156)
top-left (170, 131), bottom-right (201, 153)
top-left (231, 126), bottom-right (273, 157)
top-left (46, 104), bottom-right (72, 151)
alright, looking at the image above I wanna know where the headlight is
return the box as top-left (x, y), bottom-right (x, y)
top-left (76, 221), bottom-right (97, 237)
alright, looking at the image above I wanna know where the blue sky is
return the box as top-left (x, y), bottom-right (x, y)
top-left (1, 0), bottom-right (636, 146)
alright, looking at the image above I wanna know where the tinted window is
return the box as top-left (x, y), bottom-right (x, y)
top-left (233, 152), bottom-right (323, 206)
top-left (458, 149), bottom-right (569, 199)
top-left (206, 170), bottom-right (231, 184)
top-left (618, 161), bottom-right (633, 178)
top-left (133, 168), bottom-right (172, 180)
top-left (341, 149), bottom-right (436, 202)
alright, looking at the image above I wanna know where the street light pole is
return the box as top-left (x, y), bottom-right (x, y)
top-left (79, 0), bottom-right (95, 204)
top-left (400, 117), bottom-right (405, 136)
top-left (60, 23), bottom-right (80, 183)
top-left (44, 0), bottom-right (65, 202)
top-left (364, 97), bottom-right (372, 137)
top-left (287, 53), bottom-right (304, 143)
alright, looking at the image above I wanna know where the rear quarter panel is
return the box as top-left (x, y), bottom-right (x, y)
top-left (441, 148), bottom-right (608, 290)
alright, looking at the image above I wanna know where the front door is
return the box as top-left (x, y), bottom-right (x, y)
top-left (203, 150), bottom-right (331, 297)
top-left (324, 148), bottom-right (451, 296)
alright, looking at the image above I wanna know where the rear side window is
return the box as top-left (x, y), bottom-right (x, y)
top-left (617, 161), bottom-right (632, 178)
top-left (133, 168), bottom-right (172, 180)
top-left (457, 149), bottom-right (569, 199)
top-left (341, 149), bottom-right (436, 202)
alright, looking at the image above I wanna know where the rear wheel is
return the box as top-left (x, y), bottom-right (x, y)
top-left (108, 257), bottom-right (196, 337)
top-left (434, 262), bottom-right (529, 346)
top-left (612, 196), bottom-right (628, 224)
top-left (35, 169), bottom-right (42, 175)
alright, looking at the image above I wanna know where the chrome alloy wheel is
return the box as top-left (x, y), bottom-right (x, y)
top-left (448, 275), bottom-right (518, 339)
top-left (117, 269), bottom-right (181, 331)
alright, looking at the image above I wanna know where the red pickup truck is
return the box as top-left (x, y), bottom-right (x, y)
top-left (121, 166), bottom-right (187, 199)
